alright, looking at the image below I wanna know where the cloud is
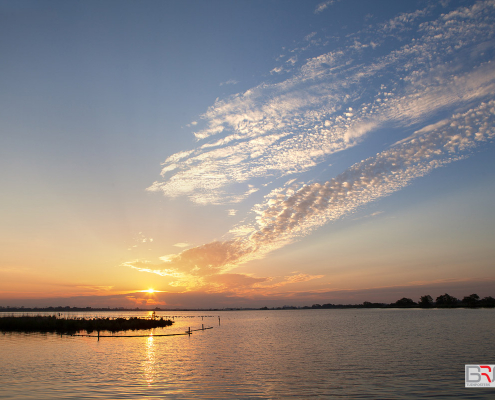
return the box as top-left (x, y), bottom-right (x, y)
top-left (352, 210), bottom-right (384, 221)
top-left (378, 6), bottom-right (430, 33)
top-left (286, 55), bottom-right (298, 65)
top-left (142, 100), bottom-right (495, 281)
top-left (125, 241), bottom-right (253, 283)
top-left (202, 273), bottom-right (268, 295)
top-left (254, 273), bottom-right (325, 291)
top-left (369, 211), bottom-right (383, 217)
top-left (147, 1), bottom-right (495, 206)
top-left (124, 254), bottom-right (270, 294)
top-left (244, 100), bottom-right (495, 254)
top-left (132, 2), bottom-right (495, 297)
top-left (229, 224), bottom-right (256, 237)
top-left (270, 66), bottom-right (285, 75)
top-left (304, 32), bottom-right (317, 41)
top-left (124, 252), bottom-right (324, 297)
top-left (128, 232), bottom-right (154, 250)
top-left (343, 121), bottom-right (378, 143)
top-left (314, 1), bottom-right (336, 14)
top-left (76, 285), bottom-right (114, 292)
top-left (220, 79), bottom-right (239, 86)
top-left (173, 242), bottom-right (191, 248)
top-left (126, 295), bottom-right (167, 307)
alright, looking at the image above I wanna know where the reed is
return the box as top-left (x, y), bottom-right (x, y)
top-left (0, 316), bottom-right (174, 334)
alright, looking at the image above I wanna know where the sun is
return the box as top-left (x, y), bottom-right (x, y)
top-left (139, 288), bottom-right (163, 294)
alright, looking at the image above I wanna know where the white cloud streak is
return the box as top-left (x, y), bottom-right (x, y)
top-left (314, 1), bottom-right (336, 14)
top-left (220, 79), bottom-right (239, 86)
top-left (148, 1), bottom-right (495, 206)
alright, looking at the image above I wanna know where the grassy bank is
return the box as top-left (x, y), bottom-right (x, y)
top-left (0, 316), bottom-right (174, 334)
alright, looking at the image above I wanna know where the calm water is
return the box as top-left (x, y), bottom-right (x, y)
top-left (0, 309), bottom-right (493, 399)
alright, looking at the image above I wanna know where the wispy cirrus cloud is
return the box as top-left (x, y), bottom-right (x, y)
top-left (147, 1), bottom-right (495, 206)
top-left (314, 1), bottom-right (337, 14)
top-left (220, 79), bottom-right (239, 86)
top-left (133, 1), bottom-right (495, 295)
top-left (76, 285), bottom-right (114, 292)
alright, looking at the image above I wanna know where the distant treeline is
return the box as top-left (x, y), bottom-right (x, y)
top-left (1, 293), bottom-right (494, 312)
top-left (262, 293), bottom-right (495, 310)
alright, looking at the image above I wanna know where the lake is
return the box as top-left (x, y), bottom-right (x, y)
top-left (0, 308), bottom-right (493, 399)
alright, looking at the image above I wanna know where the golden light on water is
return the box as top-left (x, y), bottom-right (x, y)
top-left (143, 335), bottom-right (155, 387)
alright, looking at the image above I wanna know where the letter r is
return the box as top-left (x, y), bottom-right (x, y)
top-left (480, 366), bottom-right (492, 383)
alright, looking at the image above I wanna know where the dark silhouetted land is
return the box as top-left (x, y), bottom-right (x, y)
top-left (0, 315), bottom-right (174, 334)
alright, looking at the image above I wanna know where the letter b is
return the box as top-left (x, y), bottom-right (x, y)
top-left (466, 366), bottom-right (481, 383)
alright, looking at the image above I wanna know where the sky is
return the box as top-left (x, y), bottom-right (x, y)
top-left (1, 0), bottom-right (495, 309)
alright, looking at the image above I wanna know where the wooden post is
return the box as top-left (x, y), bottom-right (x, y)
top-left (202, 324), bottom-right (204, 330)
top-left (218, 316), bottom-right (221, 326)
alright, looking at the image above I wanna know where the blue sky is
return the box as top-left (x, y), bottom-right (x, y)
top-left (1, 0), bottom-right (495, 308)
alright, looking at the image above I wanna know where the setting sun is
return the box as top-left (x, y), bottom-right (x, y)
top-left (138, 288), bottom-right (164, 294)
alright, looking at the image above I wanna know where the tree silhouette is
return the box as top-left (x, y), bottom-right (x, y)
top-left (419, 295), bottom-right (433, 308)
top-left (461, 293), bottom-right (480, 307)
top-left (394, 297), bottom-right (416, 307)
top-left (480, 296), bottom-right (495, 307)
top-left (435, 293), bottom-right (458, 307)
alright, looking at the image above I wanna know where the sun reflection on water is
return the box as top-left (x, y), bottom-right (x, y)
top-left (143, 335), bottom-right (155, 387)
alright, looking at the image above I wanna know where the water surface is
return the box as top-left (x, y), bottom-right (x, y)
top-left (1, 309), bottom-right (493, 399)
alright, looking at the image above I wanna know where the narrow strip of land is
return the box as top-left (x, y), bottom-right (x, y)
top-left (0, 316), bottom-right (173, 334)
